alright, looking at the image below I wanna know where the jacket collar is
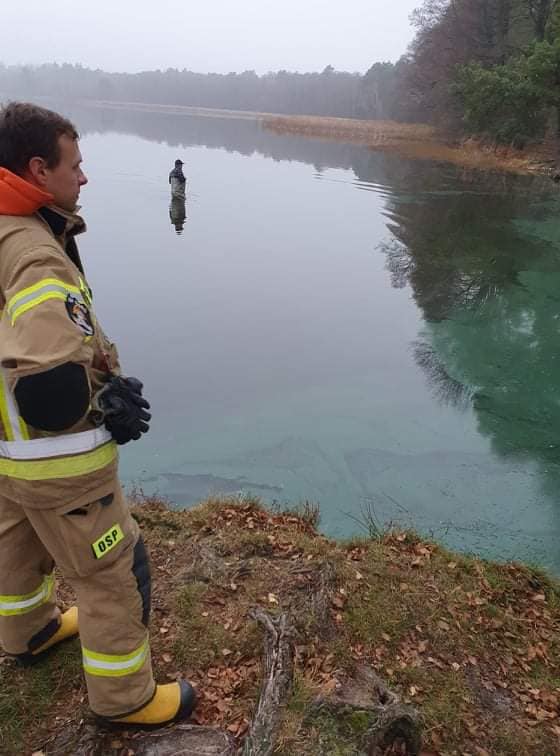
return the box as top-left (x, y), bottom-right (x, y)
top-left (0, 169), bottom-right (85, 238)
top-left (0, 168), bottom-right (53, 215)
top-left (38, 205), bottom-right (86, 239)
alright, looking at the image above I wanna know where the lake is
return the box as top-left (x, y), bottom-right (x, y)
top-left (66, 104), bottom-right (560, 573)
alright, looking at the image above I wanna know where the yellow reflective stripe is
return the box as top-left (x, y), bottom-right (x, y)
top-left (0, 573), bottom-right (54, 616)
top-left (0, 442), bottom-right (117, 481)
top-left (10, 291), bottom-right (67, 324)
top-left (83, 637), bottom-right (149, 677)
top-left (78, 276), bottom-right (93, 307)
top-left (0, 369), bottom-right (30, 441)
top-left (7, 277), bottom-right (80, 312)
top-left (0, 373), bottom-right (14, 442)
top-left (84, 639), bottom-right (148, 663)
top-left (18, 417), bottom-right (30, 441)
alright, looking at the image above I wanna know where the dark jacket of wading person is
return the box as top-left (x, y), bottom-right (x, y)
top-left (0, 103), bottom-right (195, 726)
top-left (169, 159), bottom-right (186, 200)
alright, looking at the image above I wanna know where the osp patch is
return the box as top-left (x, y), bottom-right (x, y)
top-left (92, 524), bottom-right (124, 559)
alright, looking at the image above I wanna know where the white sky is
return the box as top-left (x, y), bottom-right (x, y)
top-left (2, 0), bottom-right (419, 74)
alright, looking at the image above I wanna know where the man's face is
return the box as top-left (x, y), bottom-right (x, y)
top-left (43, 134), bottom-right (88, 211)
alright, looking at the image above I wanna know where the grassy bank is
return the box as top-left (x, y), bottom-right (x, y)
top-left (0, 496), bottom-right (558, 755)
top-left (264, 115), bottom-right (555, 175)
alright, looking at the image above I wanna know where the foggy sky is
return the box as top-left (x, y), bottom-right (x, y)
top-left (2, 0), bottom-right (419, 74)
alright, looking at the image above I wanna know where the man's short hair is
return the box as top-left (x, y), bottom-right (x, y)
top-left (0, 102), bottom-right (79, 175)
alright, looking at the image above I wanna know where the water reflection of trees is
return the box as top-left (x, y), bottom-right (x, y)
top-left (374, 163), bottom-right (560, 506)
top-left (412, 340), bottom-right (473, 410)
top-left (378, 187), bottom-right (547, 322)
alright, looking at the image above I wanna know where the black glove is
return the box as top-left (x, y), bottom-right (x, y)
top-left (98, 376), bottom-right (151, 445)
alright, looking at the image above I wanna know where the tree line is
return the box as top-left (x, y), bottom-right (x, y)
top-left (1, 0), bottom-right (560, 146)
top-left (403, 0), bottom-right (560, 146)
top-left (0, 64), bottom-right (369, 119)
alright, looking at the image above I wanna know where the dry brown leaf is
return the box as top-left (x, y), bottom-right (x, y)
top-left (322, 677), bottom-right (338, 694)
top-left (427, 656), bottom-right (445, 669)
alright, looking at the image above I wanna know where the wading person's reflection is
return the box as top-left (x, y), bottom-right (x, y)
top-left (169, 196), bottom-right (187, 234)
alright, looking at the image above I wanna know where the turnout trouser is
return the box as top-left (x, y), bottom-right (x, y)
top-left (0, 480), bottom-right (156, 718)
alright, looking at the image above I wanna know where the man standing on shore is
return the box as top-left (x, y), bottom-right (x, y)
top-left (0, 102), bottom-right (195, 726)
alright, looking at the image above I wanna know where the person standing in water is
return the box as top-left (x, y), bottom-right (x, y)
top-left (169, 159), bottom-right (186, 200)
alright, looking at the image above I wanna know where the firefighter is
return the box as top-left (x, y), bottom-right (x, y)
top-left (0, 102), bottom-right (195, 726)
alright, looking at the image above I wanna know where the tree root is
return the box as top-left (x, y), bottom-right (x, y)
top-left (312, 664), bottom-right (422, 755)
top-left (241, 608), bottom-right (295, 756)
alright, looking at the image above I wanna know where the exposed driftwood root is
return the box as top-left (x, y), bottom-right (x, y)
top-left (130, 724), bottom-right (237, 755)
top-left (44, 721), bottom-right (236, 756)
top-left (309, 561), bottom-right (338, 640)
top-left (181, 544), bottom-right (251, 588)
top-left (242, 608), bottom-right (295, 756)
top-left (313, 664), bottom-right (422, 756)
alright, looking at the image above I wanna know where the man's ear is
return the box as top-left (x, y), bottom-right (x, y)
top-left (25, 156), bottom-right (49, 188)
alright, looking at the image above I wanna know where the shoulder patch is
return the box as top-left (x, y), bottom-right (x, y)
top-left (65, 293), bottom-right (94, 337)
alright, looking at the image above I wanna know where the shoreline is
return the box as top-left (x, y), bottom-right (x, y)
top-left (264, 115), bottom-right (556, 176)
top-left (75, 99), bottom-right (556, 176)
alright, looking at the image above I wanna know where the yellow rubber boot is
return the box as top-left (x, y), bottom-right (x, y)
top-left (16, 606), bottom-right (79, 666)
top-left (102, 681), bottom-right (196, 728)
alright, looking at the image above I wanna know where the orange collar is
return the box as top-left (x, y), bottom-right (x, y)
top-left (0, 168), bottom-right (54, 216)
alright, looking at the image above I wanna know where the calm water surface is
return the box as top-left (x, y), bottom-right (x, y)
top-left (69, 106), bottom-right (560, 572)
